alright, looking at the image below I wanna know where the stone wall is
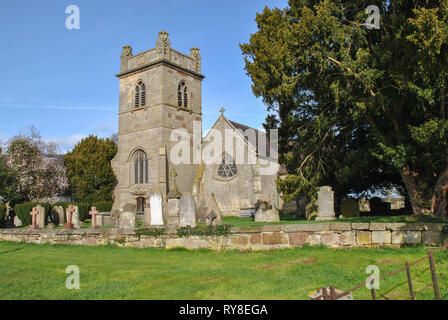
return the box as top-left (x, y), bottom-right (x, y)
top-left (0, 222), bottom-right (446, 250)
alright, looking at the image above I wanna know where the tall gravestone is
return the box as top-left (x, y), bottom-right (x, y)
top-left (72, 206), bottom-right (81, 229)
top-left (142, 203), bottom-right (151, 227)
top-left (179, 193), bottom-right (196, 227)
top-left (317, 186), bottom-right (336, 221)
top-left (36, 205), bottom-right (45, 228)
top-left (149, 192), bottom-right (164, 226)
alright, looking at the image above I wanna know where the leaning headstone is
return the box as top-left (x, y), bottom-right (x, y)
top-left (119, 204), bottom-right (137, 230)
top-left (36, 205), bottom-right (45, 228)
top-left (149, 191), bottom-right (164, 226)
top-left (340, 198), bottom-right (360, 218)
top-left (254, 200), bottom-right (280, 223)
top-left (317, 186), bottom-right (336, 221)
top-left (179, 193), bottom-right (196, 227)
top-left (14, 215), bottom-right (22, 227)
top-left (205, 194), bottom-right (222, 226)
top-left (72, 206), bottom-right (81, 229)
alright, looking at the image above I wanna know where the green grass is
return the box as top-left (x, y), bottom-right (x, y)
top-left (0, 241), bottom-right (447, 300)
top-left (220, 214), bottom-right (446, 227)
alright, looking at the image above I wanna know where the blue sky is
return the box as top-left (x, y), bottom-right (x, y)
top-left (0, 0), bottom-right (288, 153)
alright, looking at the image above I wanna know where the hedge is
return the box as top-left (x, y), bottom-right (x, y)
top-left (0, 204), bottom-right (6, 225)
top-left (92, 201), bottom-right (113, 212)
top-left (14, 202), bottom-right (51, 226)
top-left (177, 225), bottom-right (232, 237)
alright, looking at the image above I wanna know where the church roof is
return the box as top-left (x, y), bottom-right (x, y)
top-left (227, 119), bottom-right (272, 158)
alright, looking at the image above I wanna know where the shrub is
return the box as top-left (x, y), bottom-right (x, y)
top-left (92, 201), bottom-right (113, 212)
top-left (0, 204), bottom-right (6, 225)
top-left (75, 202), bottom-right (90, 221)
top-left (14, 202), bottom-right (52, 226)
top-left (177, 225), bottom-right (232, 237)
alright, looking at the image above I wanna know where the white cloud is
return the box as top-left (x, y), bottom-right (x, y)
top-left (45, 134), bottom-right (88, 153)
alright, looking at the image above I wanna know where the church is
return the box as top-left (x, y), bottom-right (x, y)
top-left (111, 31), bottom-right (281, 221)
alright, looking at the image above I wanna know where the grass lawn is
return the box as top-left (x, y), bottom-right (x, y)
top-left (0, 241), bottom-right (447, 300)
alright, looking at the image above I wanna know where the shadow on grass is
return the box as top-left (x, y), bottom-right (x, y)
top-left (0, 247), bottom-right (23, 255)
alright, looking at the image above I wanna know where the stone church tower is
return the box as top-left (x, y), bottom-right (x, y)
top-left (111, 31), bottom-right (204, 213)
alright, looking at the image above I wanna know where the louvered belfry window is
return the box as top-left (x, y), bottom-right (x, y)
top-left (178, 81), bottom-right (188, 108)
top-left (135, 81), bottom-right (146, 108)
top-left (133, 150), bottom-right (148, 184)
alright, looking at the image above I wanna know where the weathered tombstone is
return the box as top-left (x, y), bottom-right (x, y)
top-left (51, 206), bottom-right (65, 226)
top-left (72, 206), bottom-right (81, 229)
top-left (111, 209), bottom-right (122, 227)
top-left (14, 215), bottom-right (22, 227)
top-left (142, 203), bottom-right (151, 227)
top-left (89, 207), bottom-right (100, 229)
top-left (64, 205), bottom-right (75, 229)
top-left (317, 186), bottom-right (336, 221)
top-left (36, 205), bottom-right (45, 228)
top-left (3, 202), bottom-right (15, 228)
top-left (29, 207), bottom-right (39, 229)
top-left (340, 198), bottom-right (360, 218)
top-left (205, 193), bottom-right (222, 226)
top-left (119, 204), bottom-right (137, 230)
top-left (179, 193), bottom-right (196, 227)
top-left (254, 200), bottom-right (280, 223)
top-left (149, 192), bottom-right (164, 226)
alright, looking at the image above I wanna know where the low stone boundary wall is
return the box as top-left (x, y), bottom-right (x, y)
top-left (0, 222), bottom-right (446, 250)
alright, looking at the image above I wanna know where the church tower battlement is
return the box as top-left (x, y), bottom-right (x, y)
top-left (111, 31), bottom-right (205, 214)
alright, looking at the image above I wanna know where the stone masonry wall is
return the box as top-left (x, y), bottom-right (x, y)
top-left (0, 222), bottom-right (446, 251)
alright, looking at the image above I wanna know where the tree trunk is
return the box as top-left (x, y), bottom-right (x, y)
top-left (400, 166), bottom-right (425, 216)
top-left (431, 156), bottom-right (448, 218)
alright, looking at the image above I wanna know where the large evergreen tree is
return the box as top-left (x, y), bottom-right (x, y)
top-left (241, 0), bottom-right (448, 216)
top-left (64, 136), bottom-right (117, 203)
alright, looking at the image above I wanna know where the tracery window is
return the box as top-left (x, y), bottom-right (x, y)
top-left (217, 153), bottom-right (237, 178)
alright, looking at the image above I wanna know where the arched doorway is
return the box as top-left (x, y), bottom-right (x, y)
top-left (136, 197), bottom-right (146, 213)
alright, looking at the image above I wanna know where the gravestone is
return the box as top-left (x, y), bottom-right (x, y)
top-left (120, 204), bottom-right (137, 230)
top-left (370, 197), bottom-right (389, 216)
top-left (72, 206), bottom-right (81, 229)
top-left (36, 205), bottom-right (45, 228)
top-left (205, 194), bottom-right (222, 226)
top-left (111, 209), bottom-right (122, 227)
top-left (142, 203), bottom-right (151, 227)
top-left (51, 206), bottom-right (65, 226)
top-left (149, 192), bottom-right (164, 226)
top-left (340, 198), bottom-right (360, 218)
top-left (179, 193), bottom-right (196, 227)
top-left (64, 205), bottom-right (75, 229)
top-left (254, 200), bottom-right (280, 223)
top-left (29, 207), bottom-right (39, 229)
top-left (317, 186), bottom-right (336, 221)
top-left (14, 215), bottom-right (22, 227)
